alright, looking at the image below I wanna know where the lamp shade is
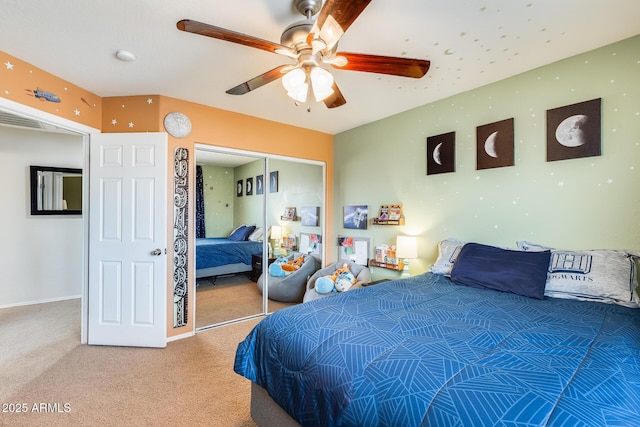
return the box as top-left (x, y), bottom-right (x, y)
top-left (396, 235), bottom-right (418, 259)
top-left (282, 68), bottom-right (308, 103)
top-left (270, 225), bottom-right (282, 240)
top-left (310, 66), bottom-right (334, 101)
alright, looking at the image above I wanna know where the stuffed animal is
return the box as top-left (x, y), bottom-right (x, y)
top-left (269, 255), bottom-right (305, 277)
top-left (315, 263), bottom-right (358, 294)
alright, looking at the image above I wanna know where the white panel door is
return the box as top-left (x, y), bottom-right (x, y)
top-left (88, 132), bottom-right (167, 347)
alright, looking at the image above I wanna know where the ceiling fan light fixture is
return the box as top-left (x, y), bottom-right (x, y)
top-left (282, 67), bottom-right (309, 102)
top-left (310, 66), bottom-right (334, 102)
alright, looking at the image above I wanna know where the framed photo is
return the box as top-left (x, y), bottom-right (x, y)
top-left (245, 177), bottom-right (253, 196)
top-left (343, 205), bottom-right (368, 230)
top-left (476, 118), bottom-right (514, 170)
top-left (256, 175), bottom-right (264, 195)
top-left (282, 207), bottom-right (296, 220)
top-left (236, 179), bottom-right (243, 197)
top-left (300, 206), bottom-right (319, 226)
top-left (426, 131), bottom-right (455, 175)
top-left (269, 171), bottom-right (279, 193)
top-left (546, 98), bottom-right (601, 162)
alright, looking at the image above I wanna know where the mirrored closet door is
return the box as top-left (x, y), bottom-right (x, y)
top-left (265, 159), bottom-right (324, 313)
top-left (194, 147), bottom-right (325, 329)
top-left (194, 149), bottom-right (266, 329)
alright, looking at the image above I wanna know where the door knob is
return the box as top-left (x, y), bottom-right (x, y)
top-left (151, 248), bottom-right (162, 256)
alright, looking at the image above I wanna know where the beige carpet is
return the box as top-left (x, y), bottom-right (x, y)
top-left (0, 298), bottom-right (272, 427)
top-left (196, 274), bottom-right (294, 328)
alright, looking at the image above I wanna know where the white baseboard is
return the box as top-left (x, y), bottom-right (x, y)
top-left (166, 330), bottom-right (195, 342)
top-left (0, 295), bottom-right (82, 310)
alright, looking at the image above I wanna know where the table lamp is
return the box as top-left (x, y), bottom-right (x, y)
top-left (396, 235), bottom-right (418, 277)
top-left (271, 225), bottom-right (282, 256)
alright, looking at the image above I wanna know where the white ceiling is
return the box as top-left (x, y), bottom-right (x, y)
top-left (1, 0), bottom-right (638, 135)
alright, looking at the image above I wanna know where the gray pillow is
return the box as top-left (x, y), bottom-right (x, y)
top-left (517, 241), bottom-right (640, 307)
top-left (430, 238), bottom-right (465, 276)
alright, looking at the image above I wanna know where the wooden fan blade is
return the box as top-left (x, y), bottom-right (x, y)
top-left (225, 65), bottom-right (290, 95)
top-left (323, 82), bottom-right (347, 109)
top-left (315, 0), bottom-right (371, 35)
top-left (331, 52), bottom-right (430, 78)
top-left (177, 19), bottom-right (292, 55)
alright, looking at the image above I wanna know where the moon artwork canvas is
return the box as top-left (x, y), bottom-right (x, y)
top-left (426, 132), bottom-right (455, 175)
top-left (546, 98), bottom-right (601, 162)
top-left (236, 179), bottom-right (243, 197)
top-left (245, 177), bottom-right (253, 196)
top-left (256, 175), bottom-right (264, 195)
top-left (269, 171), bottom-right (279, 193)
top-left (476, 118), bottom-right (514, 170)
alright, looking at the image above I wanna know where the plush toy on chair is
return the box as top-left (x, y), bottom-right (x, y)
top-left (314, 263), bottom-right (357, 294)
top-left (268, 255), bottom-right (304, 277)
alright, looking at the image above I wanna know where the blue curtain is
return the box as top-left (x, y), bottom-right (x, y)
top-left (195, 165), bottom-right (205, 238)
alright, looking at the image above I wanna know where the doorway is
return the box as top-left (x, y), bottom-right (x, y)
top-left (0, 102), bottom-right (95, 344)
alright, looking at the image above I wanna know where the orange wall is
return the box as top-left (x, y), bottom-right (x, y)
top-left (102, 95), bottom-right (335, 338)
top-left (2, 49), bottom-right (334, 340)
top-left (0, 50), bottom-right (101, 129)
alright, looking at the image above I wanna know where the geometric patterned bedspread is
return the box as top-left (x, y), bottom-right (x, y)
top-left (234, 273), bottom-right (640, 426)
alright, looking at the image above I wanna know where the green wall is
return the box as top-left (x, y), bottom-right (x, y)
top-left (234, 159), bottom-right (266, 229)
top-left (334, 35), bottom-right (640, 276)
top-left (202, 159), bottom-right (324, 246)
top-left (268, 159), bottom-right (324, 242)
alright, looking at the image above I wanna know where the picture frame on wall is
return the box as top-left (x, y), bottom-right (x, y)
top-left (426, 131), bottom-right (455, 175)
top-left (343, 205), bottom-right (368, 230)
top-left (476, 118), bottom-right (514, 170)
top-left (245, 177), bottom-right (253, 196)
top-left (546, 98), bottom-right (601, 162)
top-left (256, 174), bottom-right (264, 195)
top-left (269, 171), bottom-right (279, 193)
top-left (281, 207), bottom-right (296, 220)
top-left (236, 179), bottom-right (243, 197)
top-left (300, 206), bottom-right (319, 226)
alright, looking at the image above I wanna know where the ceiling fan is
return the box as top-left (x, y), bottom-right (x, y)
top-left (177, 0), bottom-right (430, 109)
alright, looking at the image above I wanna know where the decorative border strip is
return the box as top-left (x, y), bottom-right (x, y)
top-left (173, 147), bottom-right (189, 327)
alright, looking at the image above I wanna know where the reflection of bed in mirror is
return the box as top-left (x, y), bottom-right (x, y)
top-left (195, 238), bottom-right (263, 280)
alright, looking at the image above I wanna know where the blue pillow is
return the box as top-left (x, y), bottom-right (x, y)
top-left (228, 225), bottom-right (255, 241)
top-left (450, 243), bottom-right (551, 299)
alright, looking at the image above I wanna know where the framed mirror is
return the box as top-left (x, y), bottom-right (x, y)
top-left (30, 165), bottom-right (82, 215)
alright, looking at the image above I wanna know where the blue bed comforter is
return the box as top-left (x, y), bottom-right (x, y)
top-left (195, 238), bottom-right (262, 270)
top-left (234, 273), bottom-right (640, 426)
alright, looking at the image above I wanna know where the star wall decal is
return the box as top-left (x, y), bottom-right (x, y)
top-left (4, 61), bottom-right (14, 70)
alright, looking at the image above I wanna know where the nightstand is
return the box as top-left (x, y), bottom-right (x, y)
top-left (250, 253), bottom-right (275, 282)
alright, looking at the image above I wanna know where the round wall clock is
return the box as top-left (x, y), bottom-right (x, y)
top-left (163, 112), bottom-right (192, 138)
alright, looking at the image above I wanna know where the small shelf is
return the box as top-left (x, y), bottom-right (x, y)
top-left (372, 217), bottom-right (405, 226)
top-left (370, 260), bottom-right (404, 271)
top-left (373, 204), bottom-right (405, 225)
top-left (280, 215), bottom-right (300, 221)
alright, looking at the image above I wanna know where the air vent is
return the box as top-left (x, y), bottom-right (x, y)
top-left (0, 110), bottom-right (46, 130)
top-left (0, 110), bottom-right (77, 134)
